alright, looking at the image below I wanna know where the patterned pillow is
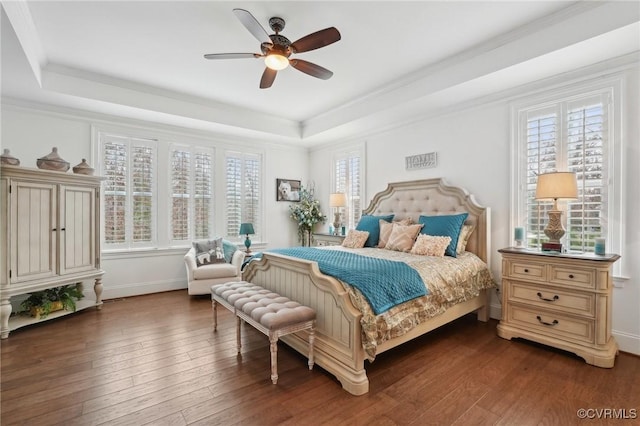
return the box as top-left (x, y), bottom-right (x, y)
top-left (193, 238), bottom-right (227, 266)
top-left (418, 213), bottom-right (469, 257)
top-left (355, 214), bottom-right (394, 247)
top-left (456, 224), bottom-right (475, 255)
top-left (411, 234), bottom-right (452, 257)
top-left (378, 217), bottom-right (414, 248)
top-left (342, 230), bottom-right (370, 248)
top-left (384, 223), bottom-right (424, 252)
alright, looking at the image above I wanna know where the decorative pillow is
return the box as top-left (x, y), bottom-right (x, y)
top-left (355, 214), bottom-right (394, 247)
top-left (342, 229), bottom-right (370, 249)
top-left (456, 224), bottom-right (475, 255)
top-left (411, 234), bottom-right (452, 257)
top-left (384, 223), bottom-right (424, 252)
top-left (418, 213), bottom-right (469, 257)
top-left (193, 238), bottom-right (228, 266)
top-left (378, 217), bottom-right (414, 248)
top-left (222, 239), bottom-right (238, 263)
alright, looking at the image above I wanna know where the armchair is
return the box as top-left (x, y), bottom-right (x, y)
top-left (184, 245), bottom-right (244, 295)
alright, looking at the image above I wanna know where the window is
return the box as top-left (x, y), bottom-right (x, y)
top-left (225, 151), bottom-right (262, 242)
top-left (513, 79), bottom-right (621, 258)
top-left (96, 127), bottom-right (218, 251)
top-left (169, 145), bottom-right (214, 244)
top-left (333, 145), bottom-right (365, 230)
top-left (99, 133), bottom-right (157, 249)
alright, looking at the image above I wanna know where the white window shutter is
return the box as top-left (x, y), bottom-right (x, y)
top-left (225, 151), bottom-right (262, 241)
top-left (99, 133), bottom-right (156, 249)
top-left (521, 92), bottom-right (609, 253)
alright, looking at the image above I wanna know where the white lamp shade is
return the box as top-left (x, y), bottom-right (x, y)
top-left (329, 193), bottom-right (347, 207)
top-left (264, 53), bottom-right (289, 70)
top-left (535, 172), bottom-right (578, 200)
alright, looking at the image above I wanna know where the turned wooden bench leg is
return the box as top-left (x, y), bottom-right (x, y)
top-left (212, 300), bottom-right (218, 332)
top-left (308, 326), bottom-right (315, 370)
top-left (269, 333), bottom-right (279, 384)
top-left (236, 316), bottom-right (242, 354)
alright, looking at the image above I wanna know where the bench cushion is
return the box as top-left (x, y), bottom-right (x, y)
top-left (214, 281), bottom-right (316, 330)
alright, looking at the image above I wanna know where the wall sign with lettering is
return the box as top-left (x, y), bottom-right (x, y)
top-left (405, 152), bottom-right (437, 170)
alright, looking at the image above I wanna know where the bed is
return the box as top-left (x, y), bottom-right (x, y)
top-left (243, 178), bottom-right (493, 395)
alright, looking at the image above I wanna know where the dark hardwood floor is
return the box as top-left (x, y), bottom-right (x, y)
top-left (1, 290), bottom-right (638, 425)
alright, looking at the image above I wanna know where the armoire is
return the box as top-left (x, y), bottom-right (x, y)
top-left (0, 165), bottom-right (104, 338)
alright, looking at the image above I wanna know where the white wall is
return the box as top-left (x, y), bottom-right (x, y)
top-left (1, 104), bottom-right (308, 300)
top-left (2, 63), bottom-right (638, 356)
top-left (309, 65), bottom-right (640, 355)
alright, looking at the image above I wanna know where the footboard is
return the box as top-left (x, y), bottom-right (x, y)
top-left (243, 252), bottom-right (370, 395)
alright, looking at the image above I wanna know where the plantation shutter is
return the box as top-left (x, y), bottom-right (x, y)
top-left (334, 153), bottom-right (362, 230)
top-left (225, 152), bottom-right (262, 240)
top-left (566, 98), bottom-right (606, 252)
top-left (170, 147), bottom-right (190, 241)
top-left (100, 134), bottom-right (156, 248)
top-left (170, 145), bottom-right (214, 243)
top-left (131, 144), bottom-right (154, 243)
top-left (193, 150), bottom-right (213, 240)
top-left (522, 93), bottom-right (608, 252)
top-left (103, 139), bottom-right (127, 244)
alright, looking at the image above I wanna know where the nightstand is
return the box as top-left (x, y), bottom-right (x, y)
top-left (497, 248), bottom-right (620, 368)
top-left (313, 233), bottom-right (345, 247)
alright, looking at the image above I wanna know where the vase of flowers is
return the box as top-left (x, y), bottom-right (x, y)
top-left (289, 184), bottom-right (326, 246)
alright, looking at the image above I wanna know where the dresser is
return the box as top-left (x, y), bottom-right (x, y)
top-left (0, 165), bottom-right (104, 338)
top-left (497, 248), bottom-right (619, 367)
top-left (312, 233), bottom-right (345, 247)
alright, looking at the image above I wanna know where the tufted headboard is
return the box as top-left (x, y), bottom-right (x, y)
top-left (362, 178), bottom-right (490, 264)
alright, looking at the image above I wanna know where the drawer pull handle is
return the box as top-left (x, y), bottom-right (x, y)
top-left (536, 316), bottom-right (559, 327)
top-left (568, 274), bottom-right (574, 279)
top-left (524, 268), bottom-right (529, 273)
top-left (537, 292), bottom-right (559, 302)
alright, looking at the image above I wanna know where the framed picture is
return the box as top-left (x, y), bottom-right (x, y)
top-left (276, 178), bottom-right (301, 202)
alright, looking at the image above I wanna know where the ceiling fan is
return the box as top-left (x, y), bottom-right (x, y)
top-left (204, 8), bottom-right (341, 89)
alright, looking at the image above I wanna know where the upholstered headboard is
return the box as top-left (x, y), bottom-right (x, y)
top-left (362, 178), bottom-right (490, 264)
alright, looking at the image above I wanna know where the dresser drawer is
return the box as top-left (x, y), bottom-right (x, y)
top-left (506, 305), bottom-right (594, 344)
top-left (504, 260), bottom-right (546, 282)
top-left (549, 265), bottom-right (596, 290)
top-left (508, 282), bottom-right (595, 317)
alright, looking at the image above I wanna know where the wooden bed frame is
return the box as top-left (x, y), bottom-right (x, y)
top-left (243, 178), bottom-right (491, 395)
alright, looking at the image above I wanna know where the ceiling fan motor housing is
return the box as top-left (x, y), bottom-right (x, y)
top-left (269, 17), bottom-right (286, 33)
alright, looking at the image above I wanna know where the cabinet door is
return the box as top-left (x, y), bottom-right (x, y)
top-left (10, 181), bottom-right (58, 283)
top-left (59, 185), bottom-right (97, 275)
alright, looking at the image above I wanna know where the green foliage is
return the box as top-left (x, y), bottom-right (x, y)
top-left (289, 184), bottom-right (326, 245)
top-left (20, 285), bottom-right (85, 318)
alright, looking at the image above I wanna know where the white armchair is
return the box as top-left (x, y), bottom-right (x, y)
top-left (184, 246), bottom-right (245, 295)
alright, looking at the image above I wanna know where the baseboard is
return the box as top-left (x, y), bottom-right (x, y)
top-left (101, 279), bottom-right (187, 300)
top-left (612, 330), bottom-right (640, 356)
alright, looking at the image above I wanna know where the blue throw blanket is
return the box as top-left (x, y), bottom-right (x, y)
top-left (249, 247), bottom-right (427, 315)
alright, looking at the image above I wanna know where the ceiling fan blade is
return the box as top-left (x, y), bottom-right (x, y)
top-left (290, 59), bottom-right (333, 80)
top-left (233, 8), bottom-right (271, 44)
top-left (290, 27), bottom-right (341, 53)
top-left (260, 68), bottom-right (277, 89)
top-left (204, 53), bottom-right (261, 60)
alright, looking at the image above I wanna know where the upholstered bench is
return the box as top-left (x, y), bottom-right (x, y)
top-left (212, 281), bottom-right (316, 384)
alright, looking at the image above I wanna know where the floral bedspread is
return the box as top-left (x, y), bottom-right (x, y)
top-left (318, 246), bottom-right (496, 360)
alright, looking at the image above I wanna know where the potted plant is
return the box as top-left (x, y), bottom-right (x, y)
top-left (289, 184), bottom-right (326, 246)
top-left (20, 284), bottom-right (85, 319)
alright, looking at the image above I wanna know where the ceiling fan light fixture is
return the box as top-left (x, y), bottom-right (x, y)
top-left (265, 53), bottom-right (289, 70)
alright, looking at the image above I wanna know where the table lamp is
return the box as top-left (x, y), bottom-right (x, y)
top-left (239, 223), bottom-right (255, 254)
top-left (329, 193), bottom-right (347, 236)
top-left (535, 172), bottom-right (578, 252)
